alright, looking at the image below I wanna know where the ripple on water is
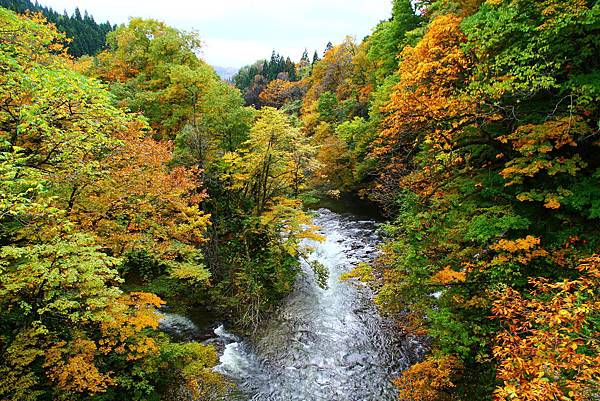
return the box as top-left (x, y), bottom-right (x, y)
top-left (211, 208), bottom-right (426, 401)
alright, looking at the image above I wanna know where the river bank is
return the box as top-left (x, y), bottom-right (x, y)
top-left (161, 208), bottom-right (425, 400)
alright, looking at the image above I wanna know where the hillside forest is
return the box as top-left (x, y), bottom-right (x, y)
top-left (0, 0), bottom-right (599, 400)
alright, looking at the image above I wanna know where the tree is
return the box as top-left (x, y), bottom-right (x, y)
top-left (364, 1), bottom-right (600, 399)
top-left (233, 52), bottom-right (301, 107)
top-left (373, 14), bottom-right (474, 202)
top-left (312, 50), bottom-right (320, 65)
top-left (70, 127), bottom-right (212, 284)
top-left (258, 79), bottom-right (308, 109)
top-left (89, 18), bottom-right (210, 137)
top-left (395, 355), bottom-right (463, 401)
top-left (226, 107), bottom-right (316, 213)
top-left (0, 11), bottom-right (222, 399)
top-left (0, 0), bottom-right (114, 57)
top-left (367, 0), bottom-right (422, 81)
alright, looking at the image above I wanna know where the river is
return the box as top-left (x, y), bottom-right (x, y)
top-left (161, 208), bottom-right (424, 400)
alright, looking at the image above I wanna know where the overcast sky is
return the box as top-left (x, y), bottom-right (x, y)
top-left (39, 0), bottom-right (392, 68)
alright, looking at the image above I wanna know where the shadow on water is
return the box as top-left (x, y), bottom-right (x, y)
top-left (308, 193), bottom-right (385, 221)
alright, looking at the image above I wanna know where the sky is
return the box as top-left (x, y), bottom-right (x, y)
top-left (39, 0), bottom-right (392, 68)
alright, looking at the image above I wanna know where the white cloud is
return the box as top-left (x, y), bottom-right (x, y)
top-left (40, 0), bottom-right (392, 67)
top-left (202, 38), bottom-right (305, 67)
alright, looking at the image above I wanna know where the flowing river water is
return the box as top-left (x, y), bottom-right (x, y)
top-left (160, 208), bottom-right (425, 400)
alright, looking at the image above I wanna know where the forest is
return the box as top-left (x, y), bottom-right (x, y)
top-left (0, 0), bottom-right (598, 400)
top-left (0, 0), bottom-right (113, 56)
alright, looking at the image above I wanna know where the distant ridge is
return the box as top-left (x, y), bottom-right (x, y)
top-left (213, 65), bottom-right (239, 81)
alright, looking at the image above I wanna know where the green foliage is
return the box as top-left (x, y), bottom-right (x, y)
top-left (122, 250), bottom-right (167, 282)
top-left (367, 0), bottom-right (422, 81)
top-left (308, 260), bottom-right (329, 289)
top-left (464, 206), bottom-right (530, 244)
top-left (153, 340), bottom-right (227, 400)
top-left (90, 18), bottom-right (215, 137)
top-left (0, 0), bottom-right (114, 57)
top-left (3, 0), bottom-right (600, 399)
top-left (187, 108), bottom-right (320, 327)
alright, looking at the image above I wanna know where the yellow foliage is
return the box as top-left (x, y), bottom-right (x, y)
top-left (492, 236), bottom-right (541, 253)
top-left (0, 329), bottom-right (46, 401)
top-left (340, 263), bottom-right (376, 283)
top-left (99, 292), bottom-right (163, 360)
top-left (490, 236), bottom-right (548, 265)
top-left (374, 14), bottom-right (477, 199)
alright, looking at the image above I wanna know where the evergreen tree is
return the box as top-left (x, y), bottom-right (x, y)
top-left (0, 0), bottom-right (114, 57)
top-left (301, 49), bottom-right (309, 64)
top-left (312, 50), bottom-right (320, 65)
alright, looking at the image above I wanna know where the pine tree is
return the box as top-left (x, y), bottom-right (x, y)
top-left (301, 49), bottom-right (309, 64)
top-left (312, 50), bottom-right (320, 65)
top-left (0, 0), bottom-right (114, 57)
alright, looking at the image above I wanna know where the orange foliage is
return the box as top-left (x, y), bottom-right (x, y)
top-left (498, 117), bottom-right (591, 210)
top-left (16, 11), bottom-right (70, 63)
top-left (373, 14), bottom-right (477, 199)
top-left (45, 339), bottom-right (113, 394)
top-left (431, 266), bottom-right (467, 284)
top-left (259, 79), bottom-right (307, 108)
top-left (376, 14), bottom-right (473, 153)
top-left (311, 122), bottom-right (353, 189)
top-left (92, 50), bottom-right (140, 82)
top-left (71, 121), bottom-right (211, 260)
top-left (492, 256), bottom-right (600, 401)
top-left (490, 236), bottom-right (548, 265)
top-left (499, 117), bottom-right (587, 185)
top-left (99, 292), bottom-right (163, 361)
top-left (303, 38), bottom-right (358, 106)
top-left (42, 292), bottom-right (162, 394)
top-left (395, 355), bottom-right (463, 401)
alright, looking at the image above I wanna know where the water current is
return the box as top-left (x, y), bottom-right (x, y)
top-left (160, 208), bottom-right (424, 401)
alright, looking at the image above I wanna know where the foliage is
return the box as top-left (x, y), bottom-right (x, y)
top-left (233, 51), bottom-right (299, 107)
top-left (395, 355), bottom-right (463, 401)
top-left (0, 0), bottom-right (113, 57)
top-left (363, 0), bottom-right (600, 399)
top-left (154, 341), bottom-right (228, 400)
top-left (259, 79), bottom-right (308, 110)
top-left (492, 255), bottom-right (600, 401)
top-left (0, 9), bottom-right (222, 400)
top-left (87, 18), bottom-right (217, 137)
top-left (2, 0), bottom-right (600, 399)
top-left (199, 108), bottom-right (321, 326)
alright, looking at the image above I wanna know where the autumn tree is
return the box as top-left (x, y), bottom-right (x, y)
top-left (70, 127), bottom-right (212, 284)
top-left (0, 10), bottom-right (222, 400)
top-left (88, 18), bottom-right (218, 138)
top-left (259, 79), bottom-right (308, 110)
top-left (225, 107), bottom-right (316, 214)
top-left (199, 107), bottom-right (320, 326)
top-left (364, 1), bottom-right (600, 400)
